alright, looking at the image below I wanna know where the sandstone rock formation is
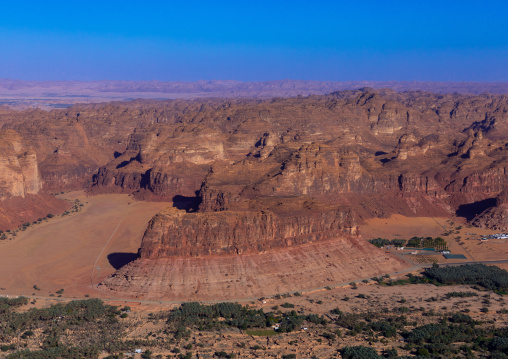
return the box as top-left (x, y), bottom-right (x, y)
top-left (99, 235), bottom-right (406, 301)
top-left (93, 89), bottom-right (508, 299)
top-left (87, 90), bottom-right (508, 223)
top-left (472, 190), bottom-right (508, 230)
top-left (2, 89), bottom-right (507, 212)
top-left (0, 129), bottom-right (71, 230)
top-left (0, 129), bottom-right (42, 200)
top-left (1, 90), bottom-right (507, 228)
top-left (4, 89), bottom-right (508, 299)
top-left (97, 192), bottom-right (407, 300)
top-left (138, 202), bottom-right (357, 258)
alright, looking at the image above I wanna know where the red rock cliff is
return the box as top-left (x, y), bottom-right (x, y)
top-left (138, 204), bottom-right (357, 258)
top-left (0, 129), bottom-right (42, 200)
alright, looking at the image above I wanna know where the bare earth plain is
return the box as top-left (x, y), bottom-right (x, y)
top-left (0, 191), bottom-right (171, 298)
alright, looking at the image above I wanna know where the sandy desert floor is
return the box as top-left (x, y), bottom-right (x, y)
top-left (0, 191), bottom-right (171, 298)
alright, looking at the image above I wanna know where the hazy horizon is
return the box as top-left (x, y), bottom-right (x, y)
top-left (1, 1), bottom-right (507, 82)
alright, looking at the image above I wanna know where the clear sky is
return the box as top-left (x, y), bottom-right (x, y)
top-left (1, 0), bottom-right (507, 82)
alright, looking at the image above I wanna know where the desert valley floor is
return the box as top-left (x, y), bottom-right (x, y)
top-left (1, 190), bottom-right (507, 302)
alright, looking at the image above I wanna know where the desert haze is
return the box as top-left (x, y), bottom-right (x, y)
top-left (2, 78), bottom-right (508, 110)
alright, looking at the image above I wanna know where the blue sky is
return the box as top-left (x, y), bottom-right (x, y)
top-left (0, 0), bottom-right (507, 81)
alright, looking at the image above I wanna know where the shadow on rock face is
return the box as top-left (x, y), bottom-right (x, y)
top-left (456, 197), bottom-right (497, 221)
top-left (172, 193), bottom-right (201, 212)
top-left (107, 252), bottom-right (139, 270)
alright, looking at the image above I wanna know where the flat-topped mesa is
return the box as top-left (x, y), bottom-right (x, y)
top-left (138, 204), bottom-right (358, 259)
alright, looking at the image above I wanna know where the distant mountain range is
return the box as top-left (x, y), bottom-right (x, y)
top-left (1, 79), bottom-right (507, 109)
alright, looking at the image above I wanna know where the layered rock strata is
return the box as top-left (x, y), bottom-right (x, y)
top-left (138, 204), bottom-right (357, 258)
top-left (98, 194), bottom-right (407, 299)
top-left (99, 234), bottom-right (406, 301)
top-left (0, 129), bottom-right (42, 200)
top-left (87, 90), bottom-right (508, 225)
top-left (92, 90), bottom-right (508, 299)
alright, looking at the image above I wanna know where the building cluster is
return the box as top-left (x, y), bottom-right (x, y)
top-left (481, 233), bottom-right (508, 241)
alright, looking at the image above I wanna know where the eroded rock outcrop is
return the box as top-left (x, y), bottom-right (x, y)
top-left (99, 237), bottom-right (407, 301)
top-left (0, 129), bottom-right (42, 200)
top-left (91, 124), bottom-right (228, 199)
top-left (85, 90), bottom-right (508, 224)
top-left (472, 190), bottom-right (508, 230)
top-left (93, 90), bottom-right (508, 299)
top-left (138, 204), bottom-right (357, 258)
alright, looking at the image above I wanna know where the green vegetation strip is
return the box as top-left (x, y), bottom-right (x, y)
top-left (368, 236), bottom-right (448, 251)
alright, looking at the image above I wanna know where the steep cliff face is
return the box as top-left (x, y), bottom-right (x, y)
top-left (86, 90), bottom-right (508, 226)
top-left (0, 103), bottom-right (177, 191)
top-left (197, 139), bottom-right (453, 219)
top-left (0, 129), bottom-right (74, 230)
top-left (138, 204), bottom-right (357, 258)
top-left (91, 123), bottom-right (230, 199)
top-left (0, 130), bottom-right (42, 200)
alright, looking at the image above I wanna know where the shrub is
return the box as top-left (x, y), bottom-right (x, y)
top-left (214, 351), bottom-right (235, 358)
top-left (341, 346), bottom-right (381, 359)
top-left (281, 303), bottom-right (295, 308)
top-left (322, 332), bottom-right (336, 340)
